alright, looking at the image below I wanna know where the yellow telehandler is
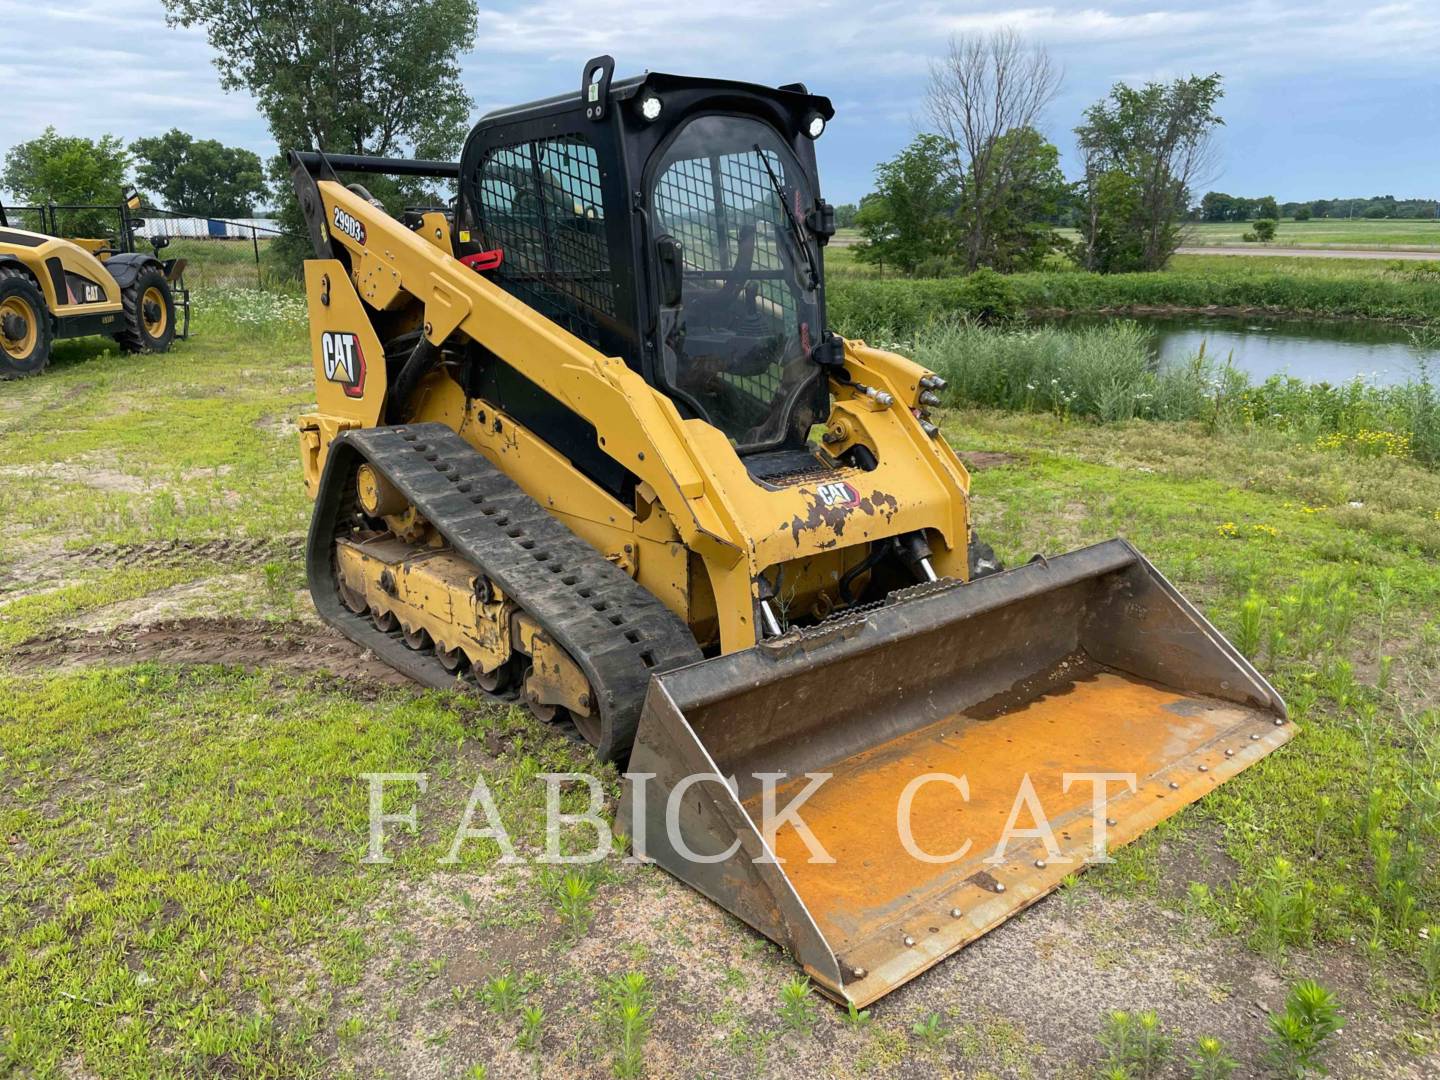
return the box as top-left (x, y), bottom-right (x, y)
top-left (288, 56), bottom-right (1290, 1006)
top-left (0, 192), bottom-right (188, 378)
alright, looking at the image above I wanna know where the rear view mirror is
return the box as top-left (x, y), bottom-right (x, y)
top-left (655, 235), bottom-right (684, 307)
top-left (150, 235), bottom-right (171, 252)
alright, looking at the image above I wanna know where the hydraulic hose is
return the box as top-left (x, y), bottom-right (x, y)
top-left (385, 335), bottom-right (441, 424)
top-left (838, 541), bottom-right (890, 605)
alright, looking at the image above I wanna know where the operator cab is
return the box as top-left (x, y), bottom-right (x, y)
top-left (455, 57), bottom-right (837, 458)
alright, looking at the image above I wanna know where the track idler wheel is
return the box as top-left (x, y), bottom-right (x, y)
top-left (338, 578), bottom-right (368, 615)
top-left (475, 656), bottom-right (520, 695)
top-left (437, 645), bottom-right (468, 673)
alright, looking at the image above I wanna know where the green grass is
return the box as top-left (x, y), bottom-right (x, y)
top-left (834, 219), bottom-right (1440, 257)
top-left (1176, 219), bottom-right (1440, 250)
top-left (2, 267), bottom-right (1439, 1074)
top-left (0, 282), bottom-right (312, 573)
top-left (0, 665), bottom-right (599, 1075)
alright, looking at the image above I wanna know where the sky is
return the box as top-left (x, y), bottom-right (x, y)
top-left (0, 0), bottom-right (1436, 208)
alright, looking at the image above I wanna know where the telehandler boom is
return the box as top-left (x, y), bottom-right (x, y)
top-left (290, 57), bottom-right (1290, 1005)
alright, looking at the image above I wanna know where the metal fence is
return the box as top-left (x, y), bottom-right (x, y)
top-left (1, 200), bottom-right (294, 286)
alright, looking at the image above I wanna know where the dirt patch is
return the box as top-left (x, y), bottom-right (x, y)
top-left (0, 461), bottom-right (152, 495)
top-left (1153, 821), bottom-right (1243, 902)
top-left (255, 413), bottom-right (303, 440)
top-left (292, 860), bottom-right (1437, 1079)
top-left (959, 450), bottom-right (1023, 471)
top-left (6, 617), bottom-right (411, 686)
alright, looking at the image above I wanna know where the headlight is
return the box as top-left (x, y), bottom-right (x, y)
top-left (805, 113), bottom-right (826, 139)
top-left (639, 94), bottom-right (663, 122)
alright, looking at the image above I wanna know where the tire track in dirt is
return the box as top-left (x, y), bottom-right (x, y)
top-left (3, 536), bottom-right (307, 593)
top-left (6, 617), bottom-right (414, 687)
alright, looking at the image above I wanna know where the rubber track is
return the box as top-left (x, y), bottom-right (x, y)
top-left (307, 423), bottom-right (705, 760)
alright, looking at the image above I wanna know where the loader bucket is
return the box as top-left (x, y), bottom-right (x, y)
top-left (619, 539), bottom-right (1290, 1006)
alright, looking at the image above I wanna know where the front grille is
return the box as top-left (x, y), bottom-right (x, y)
top-left (745, 449), bottom-right (840, 487)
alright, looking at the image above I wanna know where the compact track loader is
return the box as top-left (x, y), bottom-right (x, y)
top-left (0, 192), bottom-right (188, 378)
top-left (291, 57), bottom-right (1291, 1006)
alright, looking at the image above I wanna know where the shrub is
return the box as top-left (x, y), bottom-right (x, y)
top-left (1187, 1035), bottom-right (1238, 1079)
top-left (1264, 980), bottom-right (1343, 1078)
top-left (1097, 1009), bottom-right (1171, 1078)
top-left (1253, 218), bottom-right (1278, 242)
top-left (826, 259), bottom-right (1440, 338)
top-left (777, 975), bottom-right (817, 1033)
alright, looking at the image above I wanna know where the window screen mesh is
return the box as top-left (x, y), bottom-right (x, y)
top-left (474, 136), bottom-right (613, 349)
top-left (653, 146), bottom-right (800, 407)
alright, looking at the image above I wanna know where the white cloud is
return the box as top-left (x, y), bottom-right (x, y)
top-left (1, 0), bottom-right (1436, 203)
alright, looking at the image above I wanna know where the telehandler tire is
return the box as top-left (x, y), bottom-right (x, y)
top-left (0, 266), bottom-right (52, 379)
top-left (114, 267), bottom-right (177, 354)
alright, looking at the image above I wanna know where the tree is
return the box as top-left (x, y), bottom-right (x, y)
top-left (162, 0), bottom-right (479, 264)
top-left (1255, 195), bottom-right (1279, 220)
top-left (162, 0), bottom-right (476, 161)
top-left (833, 203), bottom-right (859, 229)
top-left (1075, 74), bottom-right (1225, 272)
top-left (2, 127), bottom-right (129, 237)
top-left (925, 30), bottom-right (1062, 272)
top-left (1293, 206), bottom-right (1312, 221)
top-left (1201, 191), bottom-right (1234, 222)
top-left (961, 126), bottom-right (1069, 272)
top-left (131, 129), bottom-right (266, 217)
top-left (853, 135), bottom-right (958, 274)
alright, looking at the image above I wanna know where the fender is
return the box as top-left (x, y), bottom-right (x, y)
top-left (0, 254), bottom-right (43, 296)
top-left (102, 253), bottom-right (163, 289)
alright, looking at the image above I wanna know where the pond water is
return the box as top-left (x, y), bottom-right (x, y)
top-left (1048, 313), bottom-right (1435, 387)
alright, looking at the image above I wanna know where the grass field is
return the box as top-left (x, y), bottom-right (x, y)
top-left (1177, 220), bottom-right (1440, 250)
top-left (836, 219), bottom-right (1440, 255)
top-left (2, 289), bottom-right (1439, 1077)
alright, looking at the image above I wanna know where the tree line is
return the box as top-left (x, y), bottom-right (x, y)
top-left (850, 30), bottom-right (1224, 276)
top-left (1197, 193), bottom-right (1439, 222)
top-left (2, 127), bottom-right (268, 229)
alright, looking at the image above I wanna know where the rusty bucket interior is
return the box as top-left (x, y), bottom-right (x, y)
top-left (620, 539), bottom-right (1291, 1006)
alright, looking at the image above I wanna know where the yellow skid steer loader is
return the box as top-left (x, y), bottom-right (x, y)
top-left (289, 57), bottom-right (1290, 1006)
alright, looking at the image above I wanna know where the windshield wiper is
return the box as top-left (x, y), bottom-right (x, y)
top-left (754, 144), bottom-right (819, 292)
